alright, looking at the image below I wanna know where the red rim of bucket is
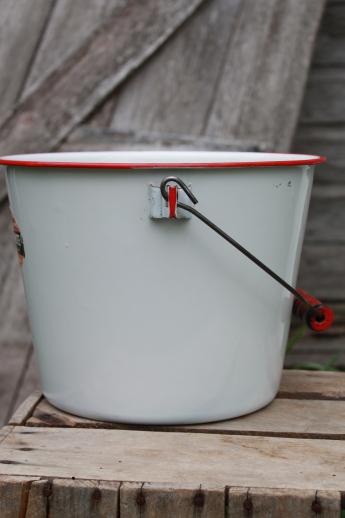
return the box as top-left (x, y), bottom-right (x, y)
top-left (0, 154), bottom-right (326, 169)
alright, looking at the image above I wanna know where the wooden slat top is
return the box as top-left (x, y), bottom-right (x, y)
top-left (23, 396), bottom-right (345, 441)
top-left (279, 369), bottom-right (345, 400)
top-left (1, 369), bottom-right (345, 497)
top-left (1, 426), bottom-right (345, 491)
top-left (13, 370), bottom-right (345, 441)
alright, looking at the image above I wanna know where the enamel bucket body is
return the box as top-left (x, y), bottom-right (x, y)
top-left (2, 151), bottom-right (322, 424)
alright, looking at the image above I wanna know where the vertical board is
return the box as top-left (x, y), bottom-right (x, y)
top-left (299, 69), bottom-right (345, 124)
top-left (316, 490), bottom-right (342, 518)
top-left (25, 478), bottom-right (120, 517)
top-left (23, 0), bottom-right (123, 94)
top-left (227, 487), bottom-right (341, 517)
top-left (205, 0), bottom-right (326, 150)
top-left (8, 391), bottom-right (41, 426)
top-left (312, 0), bottom-right (345, 67)
top-left (8, 347), bottom-right (40, 419)
top-left (0, 476), bottom-right (40, 518)
top-left (305, 186), bottom-right (345, 242)
top-left (0, 478), bottom-right (340, 517)
top-left (111, 0), bottom-right (242, 136)
top-left (0, 343), bottom-right (32, 426)
top-left (0, 0), bottom-right (53, 120)
top-left (120, 482), bottom-right (225, 518)
top-left (0, 0), bottom-right (206, 155)
top-left (293, 126), bottom-right (345, 184)
top-left (110, 0), bottom-right (325, 151)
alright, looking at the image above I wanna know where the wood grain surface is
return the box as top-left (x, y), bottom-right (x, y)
top-left (1, 426), bottom-right (345, 490)
top-left (24, 393), bottom-right (345, 440)
top-left (1, 370), bottom-right (344, 516)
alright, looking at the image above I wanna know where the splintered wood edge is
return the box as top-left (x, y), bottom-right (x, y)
top-left (8, 392), bottom-right (42, 426)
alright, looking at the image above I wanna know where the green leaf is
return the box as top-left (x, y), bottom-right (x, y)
top-left (295, 359), bottom-right (339, 371)
top-left (323, 354), bottom-right (339, 370)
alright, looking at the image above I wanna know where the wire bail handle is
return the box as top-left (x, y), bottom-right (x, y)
top-left (160, 176), bottom-right (334, 332)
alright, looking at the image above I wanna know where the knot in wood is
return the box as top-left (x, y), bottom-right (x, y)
top-left (92, 488), bottom-right (102, 503)
top-left (194, 490), bottom-right (205, 508)
top-left (311, 500), bottom-right (322, 513)
top-left (43, 481), bottom-right (52, 498)
top-left (136, 491), bottom-right (146, 507)
top-left (243, 497), bottom-right (253, 514)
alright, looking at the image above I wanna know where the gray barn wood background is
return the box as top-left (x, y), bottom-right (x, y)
top-left (0, 0), bottom-right (344, 424)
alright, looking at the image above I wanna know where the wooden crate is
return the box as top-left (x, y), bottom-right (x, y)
top-left (0, 370), bottom-right (345, 517)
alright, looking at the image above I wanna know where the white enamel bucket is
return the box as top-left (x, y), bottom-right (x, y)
top-left (1, 151), bottom-right (324, 424)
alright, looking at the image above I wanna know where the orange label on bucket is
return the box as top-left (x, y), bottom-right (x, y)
top-left (11, 215), bottom-right (25, 265)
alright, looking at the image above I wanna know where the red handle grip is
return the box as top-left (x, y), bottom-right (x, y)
top-left (293, 289), bottom-right (334, 332)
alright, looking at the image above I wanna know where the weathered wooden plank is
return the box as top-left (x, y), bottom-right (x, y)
top-left (204, 0), bottom-right (326, 151)
top-left (0, 0), bottom-right (116, 199)
top-left (227, 488), bottom-right (252, 517)
top-left (0, 0), bottom-right (206, 156)
top-left (305, 185), bottom-right (345, 242)
top-left (111, 0), bottom-right (242, 136)
top-left (0, 0), bottom-right (54, 120)
top-left (87, 93), bottom-right (120, 128)
top-left (228, 487), bottom-right (313, 517)
top-left (23, 0), bottom-right (122, 94)
top-left (300, 69), bottom-right (345, 124)
top-left (298, 243), bottom-right (345, 300)
top-left (0, 202), bottom-right (30, 347)
top-left (285, 347), bottom-right (345, 370)
top-left (292, 124), bottom-right (345, 184)
top-left (9, 347), bottom-right (40, 418)
top-left (279, 369), bottom-right (345, 400)
top-left (227, 487), bottom-right (341, 517)
top-left (0, 343), bottom-right (32, 427)
top-left (120, 482), bottom-right (225, 518)
top-left (1, 427), bottom-right (345, 490)
top-left (1, 476), bottom-right (338, 518)
top-left (284, 333), bottom-right (345, 370)
top-left (0, 475), bottom-right (41, 518)
top-left (25, 478), bottom-right (120, 518)
top-left (8, 391), bottom-right (42, 427)
top-left (110, 0), bottom-right (325, 152)
top-left (25, 396), bottom-right (345, 440)
top-left (294, 124), bottom-right (345, 163)
top-left (313, 1), bottom-right (345, 66)
top-left (316, 490), bottom-right (343, 518)
top-left (62, 126), bottom-right (266, 152)
top-left (313, 163), bottom-right (345, 186)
